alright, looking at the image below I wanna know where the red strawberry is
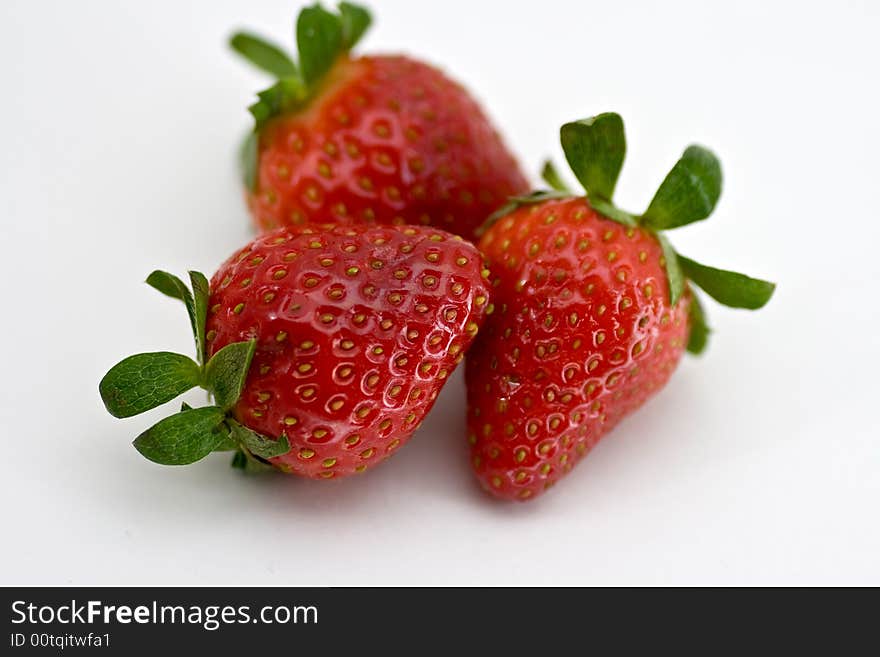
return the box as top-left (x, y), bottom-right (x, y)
top-left (100, 224), bottom-right (491, 478)
top-left (466, 113), bottom-right (775, 501)
top-left (230, 3), bottom-right (528, 240)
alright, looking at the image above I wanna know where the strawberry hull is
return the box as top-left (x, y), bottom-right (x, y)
top-left (466, 198), bottom-right (690, 500)
top-left (207, 225), bottom-right (491, 479)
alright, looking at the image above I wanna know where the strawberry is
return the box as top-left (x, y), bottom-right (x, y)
top-left (466, 113), bottom-right (775, 501)
top-left (100, 224), bottom-right (491, 478)
top-left (230, 3), bottom-right (528, 240)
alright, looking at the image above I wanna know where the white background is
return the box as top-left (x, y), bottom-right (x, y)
top-left (2, 0), bottom-right (878, 586)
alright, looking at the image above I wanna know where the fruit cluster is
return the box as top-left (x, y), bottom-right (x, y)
top-left (100, 3), bottom-right (774, 501)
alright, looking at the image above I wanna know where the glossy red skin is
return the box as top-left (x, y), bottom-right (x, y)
top-left (248, 55), bottom-right (529, 241)
top-left (466, 198), bottom-right (690, 501)
top-left (206, 225), bottom-right (490, 479)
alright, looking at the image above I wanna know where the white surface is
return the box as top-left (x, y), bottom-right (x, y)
top-left (2, 0), bottom-right (879, 586)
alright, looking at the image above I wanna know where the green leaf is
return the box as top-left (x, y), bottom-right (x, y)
top-left (229, 32), bottom-right (298, 78)
top-left (146, 270), bottom-right (193, 308)
top-left (229, 419), bottom-right (291, 459)
top-left (231, 450), bottom-right (248, 469)
top-left (642, 145), bottom-right (722, 230)
top-left (475, 190), bottom-right (572, 238)
top-left (188, 271), bottom-right (210, 365)
top-left (540, 160), bottom-right (571, 193)
top-left (686, 290), bottom-right (711, 355)
top-left (99, 352), bottom-right (202, 419)
top-left (146, 270), bottom-right (198, 347)
top-left (213, 439), bottom-right (240, 453)
top-left (339, 2), bottom-right (371, 49)
top-left (133, 406), bottom-right (228, 466)
top-left (590, 197), bottom-right (637, 228)
top-left (248, 77), bottom-right (308, 129)
top-left (656, 234), bottom-right (685, 306)
top-left (677, 255), bottom-right (776, 309)
top-left (249, 85), bottom-right (282, 126)
top-left (297, 4), bottom-right (343, 86)
top-left (239, 131), bottom-right (258, 191)
top-left (230, 449), bottom-right (275, 473)
top-left (212, 424), bottom-right (240, 452)
top-left (204, 340), bottom-right (256, 409)
top-left (560, 113), bottom-right (626, 201)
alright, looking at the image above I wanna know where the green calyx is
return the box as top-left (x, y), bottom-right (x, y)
top-left (230, 3), bottom-right (372, 190)
top-left (498, 112), bottom-right (776, 355)
top-left (98, 271), bottom-right (291, 468)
